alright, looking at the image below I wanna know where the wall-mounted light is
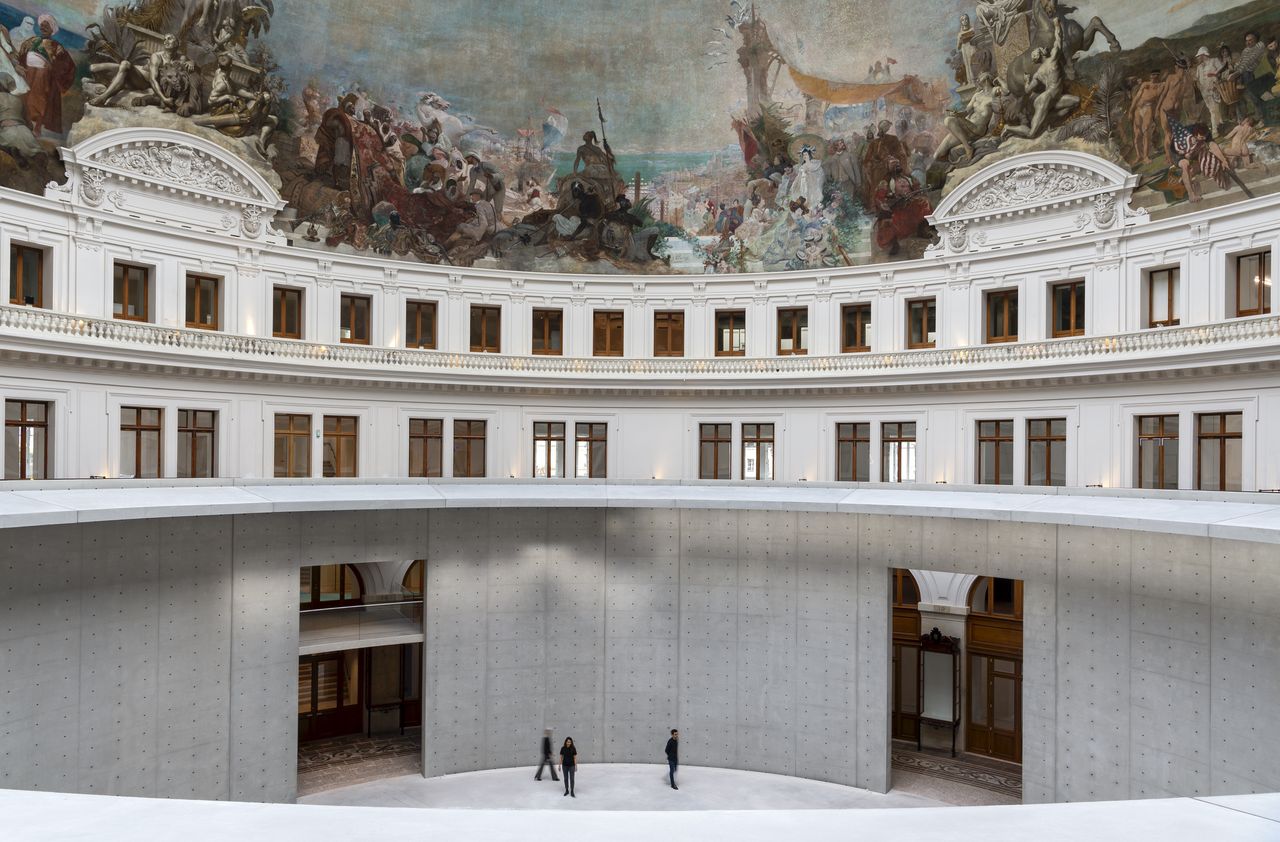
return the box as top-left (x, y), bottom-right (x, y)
top-left (1085, 483), bottom-right (1104, 488)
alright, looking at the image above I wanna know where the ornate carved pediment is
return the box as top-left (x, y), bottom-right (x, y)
top-left (48, 128), bottom-right (286, 243)
top-left (927, 151), bottom-right (1146, 259)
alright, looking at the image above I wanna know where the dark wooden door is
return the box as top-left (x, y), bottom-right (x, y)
top-left (892, 642), bottom-right (921, 741)
top-left (966, 652), bottom-right (1021, 761)
top-left (298, 651), bottom-right (363, 742)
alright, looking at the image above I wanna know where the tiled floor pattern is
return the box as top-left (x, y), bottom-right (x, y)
top-left (297, 732), bottom-right (421, 796)
top-left (890, 741), bottom-right (1021, 805)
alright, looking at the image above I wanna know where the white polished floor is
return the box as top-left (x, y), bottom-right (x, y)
top-left (2, 786), bottom-right (1278, 842)
top-left (298, 764), bottom-right (945, 810)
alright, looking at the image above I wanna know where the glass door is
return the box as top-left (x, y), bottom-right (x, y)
top-left (966, 653), bottom-right (1021, 761)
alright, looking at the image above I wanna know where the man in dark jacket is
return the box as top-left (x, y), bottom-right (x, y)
top-left (535, 728), bottom-right (559, 781)
top-left (665, 728), bottom-right (679, 790)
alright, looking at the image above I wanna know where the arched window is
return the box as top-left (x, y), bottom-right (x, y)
top-left (892, 569), bottom-right (920, 607)
top-left (299, 564), bottom-right (364, 609)
top-left (402, 559), bottom-right (424, 596)
top-left (968, 576), bottom-right (1022, 619)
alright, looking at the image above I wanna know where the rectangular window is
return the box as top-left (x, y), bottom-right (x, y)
top-left (273, 413), bottom-right (311, 478)
top-left (177, 409), bottom-right (216, 478)
top-left (184, 274), bottom-right (220, 330)
top-left (408, 418), bottom-right (443, 478)
top-left (741, 423), bottom-right (775, 480)
top-left (1196, 412), bottom-right (1242, 492)
top-left (9, 243), bottom-right (44, 307)
top-left (593, 310), bottom-right (624, 356)
top-left (1236, 251), bottom-right (1271, 317)
top-left (1136, 415), bottom-right (1179, 490)
top-left (841, 303), bottom-right (871, 352)
top-left (273, 287), bottom-right (303, 339)
top-left (1147, 268), bottom-right (1179, 327)
top-left (533, 421), bottom-right (566, 478)
top-left (986, 289), bottom-right (1018, 343)
top-left (1027, 418), bottom-right (1066, 487)
top-left (715, 309), bottom-right (746, 356)
top-left (653, 311), bottom-right (685, 357)
top-left (340, 294), bottom-right (370, 345)
top-left (120, 406), bottom-right (162, 479)
top-left (322, 415), bottom-right (358, 477)
top-left (907, 299), bottom-right (936, 349)
top-left (976, 419), bottom-right (1014, 485)
top-left (777, 307), bottom-right (809, 355)
top-left (113, 263), bottom-right (150, 322)
top-left (699, 423), bottom-right (732, 480)
top-left (406, 301), bottom-right (437, 349)
top-left (531, 308), bottom-right (563, 355)
top-left (575, 422), bottom-right (607, 478)
top-left (4, 399), bottom-right (48, 480)
top-left (881, 422), bottom-right (917, 482)
top-left (836, 422), bottom-right (870, 482)
top-left (1051, 281), bottom-right (1085, 337)
top-left (453, 420), bottom-right (486, 477)
top-left (470, 305), bottom-right (501, 353)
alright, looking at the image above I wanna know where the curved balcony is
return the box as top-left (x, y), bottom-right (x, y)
top-left (2, 302), bottom-right (1276, 390)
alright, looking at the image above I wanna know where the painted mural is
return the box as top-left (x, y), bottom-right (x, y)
top-left (0, 0), bottom-right (1277, 274)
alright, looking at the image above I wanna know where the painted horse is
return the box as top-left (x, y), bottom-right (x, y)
top-left (1003, 0), bottom-right (1121, 122)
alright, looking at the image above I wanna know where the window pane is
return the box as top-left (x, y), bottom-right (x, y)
top-left (993, 673), bottom-right (1017, 731)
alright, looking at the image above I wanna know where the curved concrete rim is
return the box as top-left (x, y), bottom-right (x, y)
top-left (0, 480), bottom-right (1278, 545)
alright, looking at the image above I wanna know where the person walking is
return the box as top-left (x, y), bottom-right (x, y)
top-left (665, 728), bottom-right (679, 790)
top-left (560, 737), bottom-right (577, 797)
top-left (535, 728), bottom-right (559, 782)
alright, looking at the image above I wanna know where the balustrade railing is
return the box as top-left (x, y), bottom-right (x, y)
top-left (1, 303), bottom-right (1276, 380)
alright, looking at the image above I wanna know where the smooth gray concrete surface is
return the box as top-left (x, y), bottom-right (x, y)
top-left (2, 504), bottom-right (1278, 805)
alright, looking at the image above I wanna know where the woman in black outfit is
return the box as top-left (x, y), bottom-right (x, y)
top-left (560, 737), bottom-right (577, 797)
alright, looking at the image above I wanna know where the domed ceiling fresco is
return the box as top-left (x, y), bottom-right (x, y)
top-left (0, 0), bottom-right (1276, 274)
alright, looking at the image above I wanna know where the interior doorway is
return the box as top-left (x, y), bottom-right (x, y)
top-left (888, 568), bottom-right (1023, 806)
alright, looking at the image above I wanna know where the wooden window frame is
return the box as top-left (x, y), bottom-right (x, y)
top-left (273, 286), bottom-right (303, 339)
top-left (177, 409), bottom-right (217, 479)
top-left (985, 289), bottom-right (1018, 344)
top-left (274, 413), bottom-right (311, 478)
top-left (1050, 281), bottom-right (1085, 338)
top-left (453, 419), bottom-right (487, 477)
top-left (776, 307), bottom-right (809, 356)
top-left (322, 415), bottom-right (359, 478)
top-left (531, 308), bottom-right (563, 356)
top-left (592, 310), bottom-right (624, 357)
top-left (470, 305), bottom-right (502, 353)
top-left (967, 576), bottom-right (1023, 619)
top-left (402, 560), bottom-right (424, 596)
top-left (1026, 418), bottom-right (1066, 487)
top-left (892, 568), bottom-right (921, 608)
top-left (340, 294), bottom-right (371, 345)
top-left (532, 421), bottom-right (566, 478)
top-left (1136, 414), bottom-right (1179, 490)
top-left (300, 564), bottom-right (365, 610)
top-left (976, 419), bottom-right (1014, 485)
top-left (836, 421), bottom-right (870, 482)
top-left (184, 273), bottom-right (220, 331)
top-left (699, 423), bottom-right (732, 480)
top-left (120, 406), bottom-right (163, 479)
top-left (714, 309), bottom-right (746, 357)
top-left (1235, 251), bottom-right (1272, 317)
top-left (740, 422), bottom-right (775, 480)
top-left (841, 303), bottom-right (871, 353)
top-left (653, 310), bottom-right (685, 357)
top-left (406, 300), bottom-right (437, 349)
top-left (408, 418), bottom-right (443, 478)
top-left (881, 421), bottom-right (917, 482)
top-left (1146, 268), bottom-right (1179, 327)
top-left (574, 422), bottom-right (607, 478)
top-left (1195, 412), bottom-right (1243, 492)
top-left (113, 262), bottom-right (151, 323)
top-left (4, 399), bottom-right (49, 480)
top-left (906, 298), bottom-right (936, 349)
top-left (8, 242), bottom-right (44, 308)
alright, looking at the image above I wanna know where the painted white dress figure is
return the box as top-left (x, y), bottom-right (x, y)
top-left (789, 147), bottom-right (826, 210)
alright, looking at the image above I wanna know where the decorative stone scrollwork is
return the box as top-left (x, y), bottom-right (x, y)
top-left (241, 205), bottom-right (264, 237)
top-left (945, 221), bottom-right (968, 251)
top-left (80, 168), bottom-right (107, 206)
top-left (1093, 193), bottom-right (1117, 228)
top-left (958, 165), bottom-right (1104, 215)
top-left (94, 143), bottom-right (249, 198)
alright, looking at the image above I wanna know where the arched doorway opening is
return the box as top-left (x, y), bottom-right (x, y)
top-left (964, 576), bottom-right (1023, 763)
top-left (890, 568), bottom-right (921, 741)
